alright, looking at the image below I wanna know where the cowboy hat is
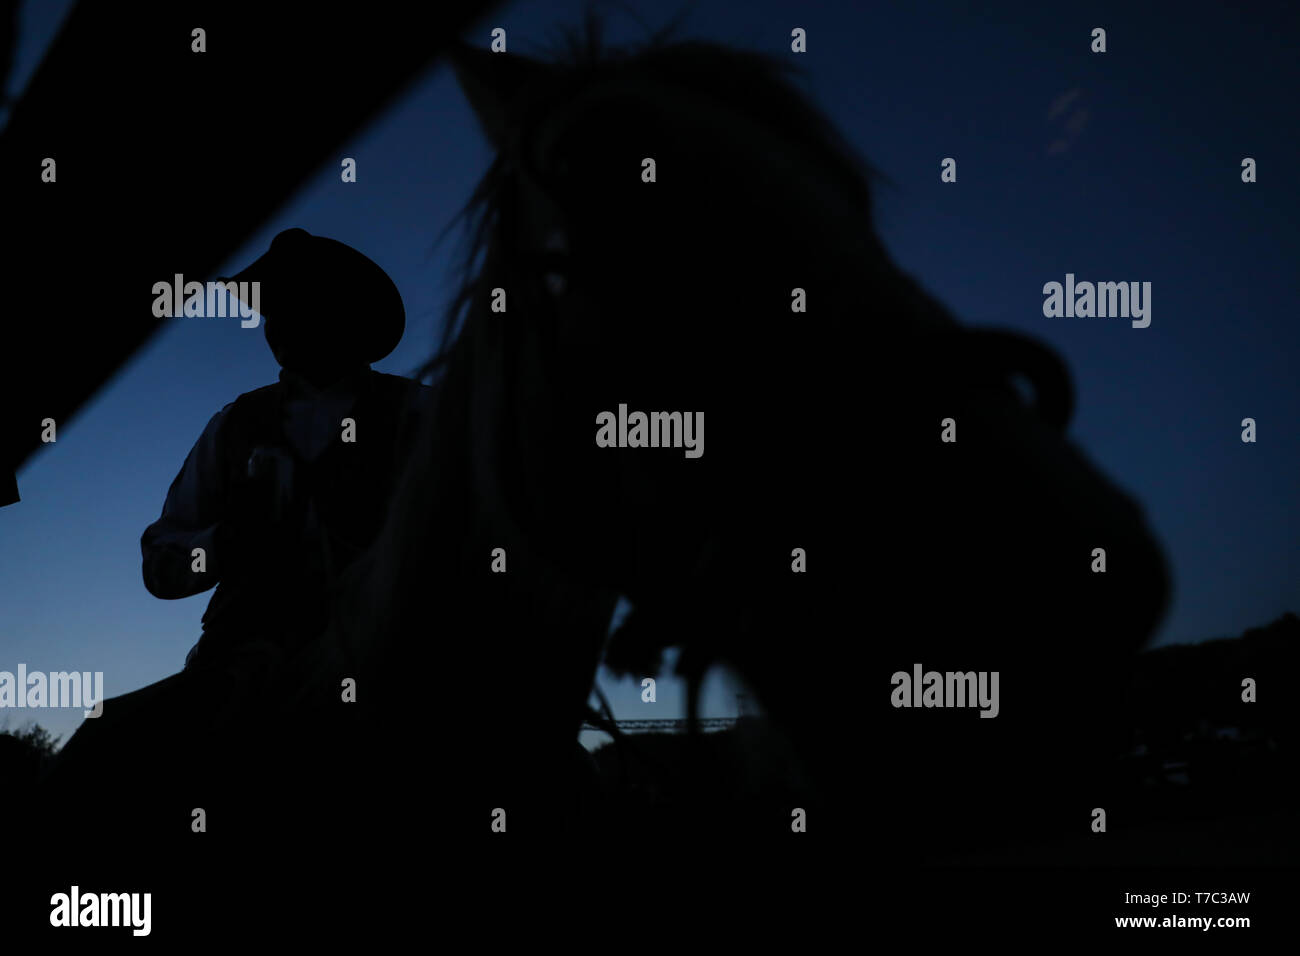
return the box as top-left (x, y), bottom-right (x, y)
top-left (218, 228), bottom-right (405, 365)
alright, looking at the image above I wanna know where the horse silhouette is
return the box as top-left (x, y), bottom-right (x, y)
top-left (32, 20), bottom-right (1169, 859)
top-left (293, 23), bottom-right (1168, 850)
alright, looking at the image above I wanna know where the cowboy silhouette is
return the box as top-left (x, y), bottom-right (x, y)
top-left (141, 228), bottom-right (429, 669)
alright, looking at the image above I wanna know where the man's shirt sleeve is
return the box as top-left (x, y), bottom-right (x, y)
top-left (141, 408), bottom-right (230, 599)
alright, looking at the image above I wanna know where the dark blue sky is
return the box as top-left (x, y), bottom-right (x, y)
top-left (4, 0), bottom-right (1297, 748)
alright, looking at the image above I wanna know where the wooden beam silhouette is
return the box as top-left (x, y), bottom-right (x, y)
top-left (1, 0), bottom-right (499, 502)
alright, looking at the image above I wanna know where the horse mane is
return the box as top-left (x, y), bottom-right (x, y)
top-left (421, 14), bottom-right (910, 374)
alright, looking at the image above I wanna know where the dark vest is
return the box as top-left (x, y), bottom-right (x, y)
top-left (197, 370), bottom-right (422, 659)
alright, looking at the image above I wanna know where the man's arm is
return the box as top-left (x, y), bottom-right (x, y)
top-left (141, 408), bottom-right (231, 599)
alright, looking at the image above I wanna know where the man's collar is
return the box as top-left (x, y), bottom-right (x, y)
top-left (279, 365), bottom-right (371, 398)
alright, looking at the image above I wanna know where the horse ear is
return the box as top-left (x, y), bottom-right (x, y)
top-left (448, 43), bottom-right (550, 151)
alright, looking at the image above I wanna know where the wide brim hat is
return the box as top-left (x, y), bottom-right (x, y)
top-left (218, 228), bottom-right (405, 364)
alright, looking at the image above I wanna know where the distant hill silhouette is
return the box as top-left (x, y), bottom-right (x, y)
top-left (1127, 611), bottom-right (1298, 740)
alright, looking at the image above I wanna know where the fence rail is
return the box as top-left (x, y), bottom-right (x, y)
top-left (581, 718), bottom-right (739, 734)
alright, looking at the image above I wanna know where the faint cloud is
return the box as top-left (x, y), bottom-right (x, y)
top-left (1047, 87), bottom-right (1082, 120)
top-left (1046, 87), bottom-right (1088, 155)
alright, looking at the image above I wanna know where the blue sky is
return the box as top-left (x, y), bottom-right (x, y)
top-left (3, 0), bottom-right (1297, 749)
